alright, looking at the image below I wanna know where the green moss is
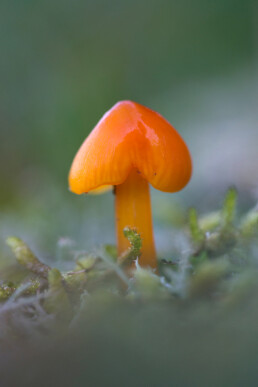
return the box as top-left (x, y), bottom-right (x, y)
top-left (6, 237), bottom-right (50, 279)
top-left (2, 188), bottom-right (258, 386)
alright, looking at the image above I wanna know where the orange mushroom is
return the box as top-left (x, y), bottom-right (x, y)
top-left (69, 101), bottom-right (192, 269)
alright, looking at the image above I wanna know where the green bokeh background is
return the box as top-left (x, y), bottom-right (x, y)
top-left (0, 0), bottom-right (257, 258)
top-left (1, 2), bottom-right (258, 386)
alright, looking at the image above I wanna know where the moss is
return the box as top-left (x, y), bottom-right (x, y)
top-left (6, 237), bottom-right (50, 279)
top-left (1, 188), bottom-right (258, 386)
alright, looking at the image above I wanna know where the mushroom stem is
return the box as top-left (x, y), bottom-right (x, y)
top-left (115, 169), bottom-right (157, 268)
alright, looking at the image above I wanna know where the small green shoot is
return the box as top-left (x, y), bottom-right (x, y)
top-left (6, 237), bottom-right (50, 279)
top-left (118, 227), bottom-right (142, 265)
top-left (221, 187), bottom-right (237, 230)
top-left (188, 208), bottom-right (205, 247)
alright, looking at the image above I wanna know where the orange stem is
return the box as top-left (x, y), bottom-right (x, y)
top-left (115, 169), bottom-right (157, 268)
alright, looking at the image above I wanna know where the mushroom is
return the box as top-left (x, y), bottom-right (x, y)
top-left (69, 101), bottom-right (192, 269)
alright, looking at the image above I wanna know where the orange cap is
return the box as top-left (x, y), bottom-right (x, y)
top-left (69, 100), bottom-right (192, 194)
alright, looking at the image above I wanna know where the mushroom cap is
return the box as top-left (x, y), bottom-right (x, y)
top-left (69, 101), bottom-right (192, 194)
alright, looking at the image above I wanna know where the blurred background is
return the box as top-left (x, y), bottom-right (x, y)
top-left (0, 0), bottom-right (257, 264)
